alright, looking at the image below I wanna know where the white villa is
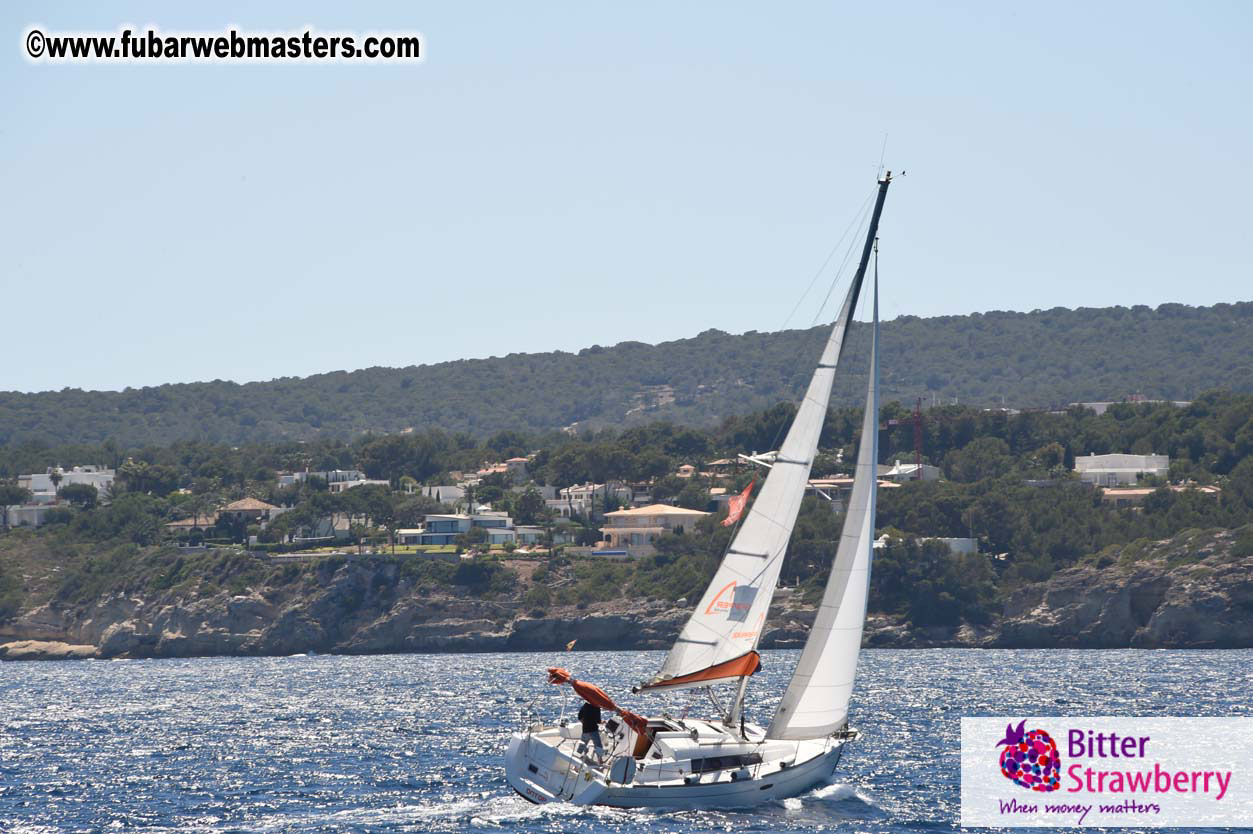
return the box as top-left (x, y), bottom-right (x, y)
top-left (877, 460), bottom-right (942, 482)
top-left (422, 485), bottom-right (467, 505)
top-left (560, 482), bottom-right (632, 503)
top-left (1074, 453), bottom-right (1170, 487)
top-left (277, 469), bottom-right (366, 487)
top-left (396, 510), bottom-right (516, 546)
top-left (19, 465), bottom-right (115, 498)
top-left (328, 477), bottom-right (390, 494)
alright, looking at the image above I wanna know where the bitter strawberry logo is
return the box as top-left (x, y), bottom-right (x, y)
top-left (996, 720), bottom-right (1061, 792)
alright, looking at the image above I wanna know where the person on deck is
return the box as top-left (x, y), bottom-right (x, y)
top-left (577, 701), bottom-right (604, 761)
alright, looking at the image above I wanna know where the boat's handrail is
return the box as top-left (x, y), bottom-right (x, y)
top-left (517, 693), bottom-right (543, 730)
top-left (518, 685), bottom-right (577, 732)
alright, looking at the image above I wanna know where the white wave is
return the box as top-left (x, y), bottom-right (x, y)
top-left (808, 781), bottom-right (859, 801)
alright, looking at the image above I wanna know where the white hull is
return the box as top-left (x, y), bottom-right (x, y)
top-left (504, 717), bottom-right (852, 809)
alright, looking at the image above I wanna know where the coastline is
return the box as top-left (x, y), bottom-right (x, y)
top-left (4, 526), bottom-right (1249, 663)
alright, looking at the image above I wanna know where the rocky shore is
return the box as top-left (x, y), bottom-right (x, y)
top-left (3, 531), bottom-right (1250, 661)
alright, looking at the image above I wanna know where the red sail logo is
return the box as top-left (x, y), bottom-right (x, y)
top-left (705, 581), bottom-right (737, 615)
top-left (704, 581), bottom-right (755, 618)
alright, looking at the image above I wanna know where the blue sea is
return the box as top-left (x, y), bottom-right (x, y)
top-left (2, 649), bottom-right (1249, 833)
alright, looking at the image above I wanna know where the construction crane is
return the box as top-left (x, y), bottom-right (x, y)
top-left (881, 397), bottom-right (925, 480)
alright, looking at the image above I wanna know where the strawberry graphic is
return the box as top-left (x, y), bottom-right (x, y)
top-left (996, 720), bottom-right (1060, 792)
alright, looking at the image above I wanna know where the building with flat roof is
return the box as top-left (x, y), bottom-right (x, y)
top-left (3, 503), bottom-right (60, 528)
top-left (877, 460), bottom-right (942, 483)
top-left (514, 525), bottom-right (546, 546)
top-left (560, 482), bottom-right (632, 503)
top-left (873, 534), bottom-right (978, 556)
top-left (1074, 453), bottom-right (1169, 487)
top-left (1071, 398), bottom-right (1191, 416)
top-left (277, 469), bottom-right (366, 487)
top-left (546, 496), bottom-right (589, 518)
top-left (327, 477), bottom-right (390, 494)
top-left (400, 511), bottom-right (515, 546)
top-left (19, 465), bottom-right (115, 497)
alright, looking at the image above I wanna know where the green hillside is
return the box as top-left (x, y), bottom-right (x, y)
top-left (2, 301), bottom-right (1250, 446)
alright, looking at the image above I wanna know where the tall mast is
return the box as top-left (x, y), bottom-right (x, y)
top-left (846, 173), bottom-right (893, 316)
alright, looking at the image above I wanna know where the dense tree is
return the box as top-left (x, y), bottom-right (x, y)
top-left (944, 437), bottom-right (1013, 482)
top-left (117, 459), bottom-right (180, 497)
top-left (0, 484), bottom-right (31, 530)
top-left (57, 483), bottom-right (98, 509)
top-left (0, 302), bottom-right (1248, 448)
top-left (871, 538), bottom-right (998, 626)
top-left (514, 488), bottom-right (546, 525)
top-left (0, 558), bottom-right (21, 620)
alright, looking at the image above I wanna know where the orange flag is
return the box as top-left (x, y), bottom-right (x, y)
top-left (721, 479), bottom-right (756, 527)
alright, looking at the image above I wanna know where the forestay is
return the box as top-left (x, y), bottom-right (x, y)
top-left (766, 271), bottom-right (880, 740)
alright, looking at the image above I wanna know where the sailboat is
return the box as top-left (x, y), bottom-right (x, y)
top-left (504, 172), bottom-right (892, 808)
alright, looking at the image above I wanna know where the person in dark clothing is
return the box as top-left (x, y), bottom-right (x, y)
top-left (577, 701), bottom-right (605, 761)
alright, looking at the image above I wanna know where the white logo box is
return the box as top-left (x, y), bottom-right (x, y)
top-left (960, 717), bottom-right (1252, 827)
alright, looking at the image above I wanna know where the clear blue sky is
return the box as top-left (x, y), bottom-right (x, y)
top-left (3, 2), bottom-right (1249, 393)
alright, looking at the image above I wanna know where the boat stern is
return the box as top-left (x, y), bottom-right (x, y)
top-left (505, 732), bottom-right (558, 804)
top-left (504, 728), bottom-right (608, 806)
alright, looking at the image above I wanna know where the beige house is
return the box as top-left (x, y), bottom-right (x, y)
top-left (599, 503), bottom-right (710, 555)
top-left (1100, 484), bottom-right (1220, 508)
top-left (165, 511), bottom-right (220, 532)
top-left (220, 497), bottom-right (279, 522)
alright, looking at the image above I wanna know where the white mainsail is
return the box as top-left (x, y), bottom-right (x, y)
top-left (636, 281), bottom-right (866, 692)
top-left (766, 269), bottom-right (880, 740)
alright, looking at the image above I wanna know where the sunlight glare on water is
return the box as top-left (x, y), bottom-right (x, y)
top-left (0, 649), bottom-right (1246, 833)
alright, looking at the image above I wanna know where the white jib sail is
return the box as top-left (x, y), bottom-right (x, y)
top-left (766, 271), bottom-right (879, 740)
top-left (638, 279), bottom-right (866, 692)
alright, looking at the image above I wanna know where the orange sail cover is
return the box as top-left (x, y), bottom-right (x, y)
top-left (547, 667), bottom-right (648, 734)
top-left (636, 650), bottom-right (761, 692)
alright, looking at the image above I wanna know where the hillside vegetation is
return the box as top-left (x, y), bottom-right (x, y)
top-left (2, 301), bottom-right (1250, 446)
top-left (2, 393), bottom-right (1252, 648)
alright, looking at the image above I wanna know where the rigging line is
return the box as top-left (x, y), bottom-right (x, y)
top-left (811, 199), bottom-right (872, 327)
top-left (764, 181), bottom-right (876, 456)
top-left (759, 199), bottom-right (871, 479)
top-left (778, 192), bottom-right (874, 334)
top-left (711, 191), bottom-right (874, 572)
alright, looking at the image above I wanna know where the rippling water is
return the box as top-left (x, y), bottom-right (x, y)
top-left (2, 649), bottom-right (1248, 833)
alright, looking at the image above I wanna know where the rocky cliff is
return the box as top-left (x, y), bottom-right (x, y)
top-left (2, 529), bottom-right (1250, 661)
top-left (995, 529), bottom-right (1253, 648)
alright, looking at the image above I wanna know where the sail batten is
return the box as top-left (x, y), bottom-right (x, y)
top-left (637, 176), bottom-right (891, 695)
